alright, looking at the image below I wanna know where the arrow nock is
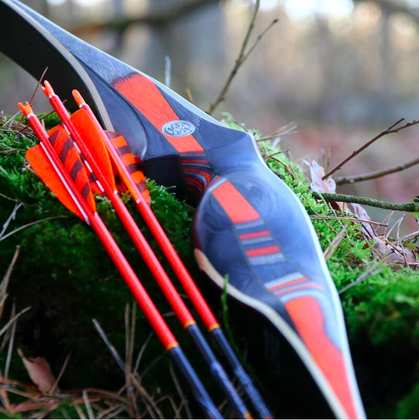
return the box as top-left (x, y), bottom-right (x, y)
top-left (41, 80), bottom-right (55, 98)
top-left (18, 101), bottom-right (33, 117)
top-left (72, 90), bottom-right (85, 108)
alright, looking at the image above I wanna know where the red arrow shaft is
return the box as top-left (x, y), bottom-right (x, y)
top-left (21, 105), bottom-right (177, 349)
top-left (73, 96), bottom-right (219, 330)
top-left (44, 89), bottom-right (195, 328)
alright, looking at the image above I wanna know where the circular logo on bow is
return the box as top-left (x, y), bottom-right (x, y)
top-left (162, 120), bottom-right (196, 137)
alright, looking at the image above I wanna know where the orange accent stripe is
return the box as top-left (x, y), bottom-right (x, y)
top-left (131, 171), bottom-right (146, 184)
top-left (208, 323), bottom-right (221, 333)
top-left (165, 342), bottom-right (179, 352)
top-left (286, 297), bottom-right (358, 419)
top-left (110, 135), bottom-right (127, 149)
top-left (183, 320), bottom-right (196, 329)
top-left (246, 245), bottom-right (280, 258)
top-left (212, 181), bottom-right (260, 224)
top-left (114, 73), bottom-right (204, 154)
top-left (268, 277), bottom-right (308, 291)
top-left (142, 190), bottom-right (151, 204)
top-left (239, 230), bottom-right (270, 240)
top-left (274, 283), bottom-right (323, 296)
top-left (121, 153), bottom-right (136, 167)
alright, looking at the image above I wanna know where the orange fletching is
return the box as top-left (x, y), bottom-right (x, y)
top-left (106, 131), bottom-right (151, 205)
top-left (26, 144), bottom-right (85, 220)
top-left (47, 125), bottom-right (97, 212)
top-left (70, 108), bottom-right (116, 191)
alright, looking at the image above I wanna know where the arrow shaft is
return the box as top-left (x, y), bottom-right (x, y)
top-left (22, 106), bottom-right (221, 419)
top-left (74, 100), bottom-right (273, 418)
top-left (43, 87), bottom-right (250, 418)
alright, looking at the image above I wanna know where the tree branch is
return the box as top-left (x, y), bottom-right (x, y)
top-left (322, 118), bottom-right (419, 180)
top-left (336, 156), bottom-right (419, 185)
top-left (312, 191), bottom-right (419, 213)
top-left (208, 0), bottom-right (278, 114)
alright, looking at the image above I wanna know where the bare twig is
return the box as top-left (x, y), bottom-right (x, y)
top-left (263, 149), bottom-right (291, 160)
top-left (208, 0), bottom-right (278, 114)
top-left (73, 403), bottom-right (86, 419)
top-left (312, 191), bottom-right (419, 213)
top-left (169, 361), bottom-right (191, 419)
top-left (0, 216), bottom-right (67, 242)
top-left (83, 391), bottom-right (94, 420)
top-left (0, 203), bottom-right (24, 239)
top-left (49, 352), bottom-right (72, 395)
top-left (0, 192), bottom-right (22, 203)
top-left (185, 87), bottom-right (194, 104)
top-left (386, 215), bottom-right (405, 239)
top-left (339, 254), bottom-right (391, 294)
top-left (310, 214), bottom-right (387, 227)
top-left (233, 120), bottom-right (250, 133)
top-left (256, 122), bottom-right (298, 142)
top-left (269, 156), bottom-right (295, 179)
top-left (4, 302), bottom-right (17, 380)
top-left (92, 319), bottom-right (125, 371)
top-left (0, 307), bottom-right (31, 338)
top-left (124, 304), bottom-right (139, 419)
top-left (93, 318), bottom-right (160, 419)
top-left (401, 229), bottom-right (419, 243)
top-left (29, 68), bottom-right (48, 105)
top-left (336, 155), bottom-right (419, 185)
top-left (0, 370), bottom-right (12, 412)
top-left (324, 226), bottom-right (347, 260)
top-left (0, 246), bottom-right (20, 319)
top-left (133, 333), bottom-right (153, 376)
top-left (323, 118), bottom-right (419, 180)
top-left (165, 56), bottom-right (171, 88)
top-left (241, 16), bottom-right (279, 62)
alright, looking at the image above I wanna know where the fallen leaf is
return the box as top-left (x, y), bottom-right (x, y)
top-left (18, 348), bottom-right (57, 394)
top-left (372, 237), bottom-right (418, 270)
top-left (305, 159), bottom-right (336, 194)
top-left (305, 159), bottom-right (343, 210)
top-left (351, 203), bottom-right (376, 238)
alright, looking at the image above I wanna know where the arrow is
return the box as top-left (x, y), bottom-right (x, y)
top-left (19, 101), bottom-right (222, 420)
top-left (72, 89), bottom-right (273, 419)
top-left (39, 81), bottom-right (252, 419)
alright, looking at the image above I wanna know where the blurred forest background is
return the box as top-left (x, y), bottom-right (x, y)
top-left (2, 0), bottom-right (419, 232)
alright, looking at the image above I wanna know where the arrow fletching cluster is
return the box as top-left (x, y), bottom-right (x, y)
top-left (20, 81), bottom-right (273, 419)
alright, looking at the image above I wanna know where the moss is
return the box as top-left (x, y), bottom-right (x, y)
top-left (1, 114), bottom-right (419, 417)
top-left (397, 382), bottom-right (419, 418)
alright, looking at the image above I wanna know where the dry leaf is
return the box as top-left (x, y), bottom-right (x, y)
top-left (305, 159), bottom-right (336, 194)
top-left (305, 159), bottom-right (344, 210)
top-left (373, 237), bottom-right (418, 269)
top-left (18, 348), bottom-right (57, 394)
top-left (351, 203), bottom-right (376, 238)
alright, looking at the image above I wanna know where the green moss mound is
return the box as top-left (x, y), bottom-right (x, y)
top-left (0, 115), bottom-right (418, 418)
